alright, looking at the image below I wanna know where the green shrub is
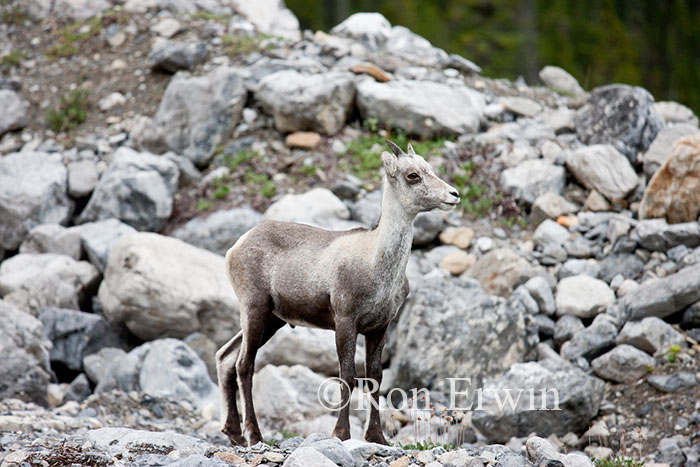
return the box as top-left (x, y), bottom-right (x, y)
top-left (46, 88), bottom-right (90, 132)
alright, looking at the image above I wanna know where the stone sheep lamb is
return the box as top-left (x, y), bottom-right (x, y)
top-left (216, 140), bottom-right (460, 445)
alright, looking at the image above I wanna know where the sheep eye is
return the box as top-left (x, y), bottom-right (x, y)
top-left (406, 173), bottom-right (420, 181)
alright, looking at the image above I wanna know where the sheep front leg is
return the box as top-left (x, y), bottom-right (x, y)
top-left (363, 327), bottom-right (388, 445)
top-left (332, 320), bottom-right (357, 441)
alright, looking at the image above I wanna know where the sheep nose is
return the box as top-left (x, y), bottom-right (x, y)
top-left (450, 190), bottom-right (459, 199)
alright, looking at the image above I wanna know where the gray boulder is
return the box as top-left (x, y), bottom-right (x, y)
top-left (0, 254), bottom-right (99, 316)
top-left (230, 0), bottom-right (301, 41)
top-left (38, 307), bottom-right (123, 372)
top-left (616, 316), bottom-right (686, 356)
top-left (255, 70), bottom-right (355, 136)
top-left (257, 326), bottom-right (365, 376)
top-left (591, 344), bottom-right (654, 383)
top-left (500, 159), bottom-right (566, 204)
top-left (533, 219), bottom-right (570, 250)
top-left (599, 253), bottom-right (644, 283)
top-left (575, 84), bottom-right (665, 162)
top-left (357, 80), bottom-right (485, 138)
top-left (148, 41), bottom-right (208, 73)
top-left (390, 277), bottom-right (535, 394)
top-left (98, 232), bottom-right (239, 347)
top-left (19, 224), bottom-right (83, 260)
top-left (555, 275), bottom-right (615, 319)
top-left (78, 147), bottom-right (179, 232)
top-left (145, 66), bottom-right (247, 166)
top-left (300, 434), bottom-right (354, 467)
top-left (171, 207), bottom-right (262, 255)
top-left (67, 159), bottom-right (99, 197)
top-left (648, 373), bottom-right (698, 392)
top-left (283, 446), bottom-right (336, 467)
top-left (566, 144), bottom-right (638, 200)
top-left (531, 192), bottom-right (578, 222)
top-left (654, 101), bottom-right (699, 127)
top-left (252, 365), bottom-right (335, 426)
top-left (471, 359), bottom-right (605, 442)
top-left (618, 263), bottom-right (700, 321)
top-left (642, 124), bottom-right (700, 177)
top-left (330, 13), bottom-right (392, 50)
top-left (412, 211), bottom-right (444, 246)
top-left (0, 89), bottom-right (28, 136)
top-left (97, 338), bottom-right (218, 414)
top-left (383, 25), bottom-right (449, 69)
top-left (539, 66), bottom-right (585, 96)
top-left (525, 276), bottom-right (556, 316)
top-left (79, 218), bottom-right (137, 273)
top-left (558, 258), bottom-right (600, 280)
top-left (635, 219), bottom-right (700, 251)
top-left (560, 314), bottom-right (618, 361)
top-left (83, 347), bottom-right (127, 385)
top-left (0, 152), bottom-right (73, 251)
top-left (553, 315), bottom-right (584, 346)
top-left (0, 300), bottom-right (52, 405)
top-left (264, 188), bottom-right (361, 231)
top-left (526, 437), bottom-right (594, 467)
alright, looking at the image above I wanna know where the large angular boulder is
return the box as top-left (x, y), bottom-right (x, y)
top-left (79, 218), bottom-right (137, 273)
top-left (617, 263), bottom-right (700, 322)
top-left (575, 84), bottom-right (665, 162)
top-left (0, 254), bottom-right (99, 316)
top-left (0, 89), bottom-right (28, 136)
top-left (230, 0), bottom-right (301, 41)
top-left (634, 219), bottom-right (700, 251)
top-left (616, 316), bottom-right (686, 356)
top-left (642, 124), bottom-right (700, 177)
top-left (19, 223), bottom-right (83, 260)
top-left (560, 314), bottom-right (618, 361)
top-left (566, 145), bottom-right (638, 200)
top-left (390, 277), bottom-right (535, 394)
top-left (255, 70), bottom-right (355, 136)
top-left (471, 359), bottom-right (605, 442)
top-left (143, 66), bottom-right (247, 166)
top-left (356, 80), bottom-right (485, 138)
top-left (96, 338), bottom-right (218, 414)
top-left (0, 152), bottom-right (73, 251)
top-left (500, 159), bottom-right (566, 204)
top-left (98, 232), bottom-right (239, 346)
top-left (78, 147), bottom-right (179, 232)
top-left (639, 135), bottom-right (700, 223)
top-left (591, 345), bottom-right (655, 383)
top-left (0, 300), bottom-right (52, 405)
top-left (39, 307), bottom-right (124, 372)
top-left (172, 207), bottom-right (263, 255)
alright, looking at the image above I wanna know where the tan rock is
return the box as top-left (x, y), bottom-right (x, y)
top-left (214, 451), bottom-right (246, 464)
top-left (389, 456), bottom-right (410, 467)
top-left (556, 215), bottom-right (578, 228)
top-left (585, 189), bottom-right (611, 212)
top-left (439, 250), bottom-right (476, 275)
top-left (285, 131), bottom-right (322, 149)
top-left (639, 135), bottom-right (700, 223)
top-left (438, 226), bottom-right (474, 249)
top-left (350, 62), bottom-right (391, 82)
top-left (464, 247), bottom-right (537, 297)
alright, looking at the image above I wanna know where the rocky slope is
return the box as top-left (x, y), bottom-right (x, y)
top-left (1, 1), bottom-right (700, 466)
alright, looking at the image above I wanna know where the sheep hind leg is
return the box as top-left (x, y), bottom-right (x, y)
top-left (216, 331), bottom-right (245, 445)
top-left (237, 303), bottom-right (285, 446)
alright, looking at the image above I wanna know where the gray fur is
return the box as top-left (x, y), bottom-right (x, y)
top-left (216, 140), bottom-right (459, 446)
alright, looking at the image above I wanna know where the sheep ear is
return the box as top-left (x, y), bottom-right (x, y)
top-left (407, 143), bottom-right (416, 155)
top-left (385, 139), bottom-right (404, 157)
top-left (381, 151), bottom-right (398, 177)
